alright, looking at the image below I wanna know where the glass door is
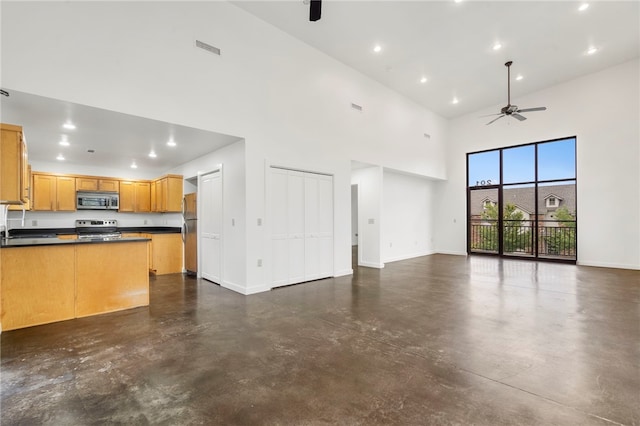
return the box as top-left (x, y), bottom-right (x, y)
top-left (467, 137), bottom-right (576, 262)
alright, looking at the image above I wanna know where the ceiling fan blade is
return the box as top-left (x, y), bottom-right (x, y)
top-left (486, 115), bottom-right (505, 125)
top-left (512, 113), bottom-right (527, 121)
top-left (479, 113), bottom-right (503, 118)
top-left (517, 106), bottom-right (546, 113)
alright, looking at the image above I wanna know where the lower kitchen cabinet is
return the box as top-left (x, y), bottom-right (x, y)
top-left (149, 233), bottom-right (183, 275)
top-left (75, 242), bottom-right (149, 317)
top-left (0, 240), bottom-right (149, 331)
top-left (121, 232), bottom-right (182, 275)
top-left (0, 245), bottom-right (76, 331)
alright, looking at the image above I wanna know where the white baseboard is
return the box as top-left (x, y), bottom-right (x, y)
top-left (334, 268), bottom-right (353, 277)
top-left (577, 260), bottom-right (640, 271)
top-left (221, 280), bottom-right (270, 295)
top-left (435, 250), bottom-right (468, 256)
top-left (359, 261), bottom-right (385, 269)
top-left (384, 250), bottom-right (435, 264)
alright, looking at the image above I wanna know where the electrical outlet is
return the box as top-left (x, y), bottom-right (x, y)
top-left (257, 259), bottom-right (263, 267)
top-left (232, 218), bottom-right (235, 226)
top-left (32, 220), bottom-right (38, 226)
top-left (144, 219), bottom-right (148, 225)
top-left (257, 218), bottom-right (262, 226)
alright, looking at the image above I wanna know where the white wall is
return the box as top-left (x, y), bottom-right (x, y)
top-left (168, 140), bottom-right (247, 292)
top-left (1, 1), bottom-right (448, 291)
top-left (351, 166), bottom-right (384, 268)
top-left (436, 59), bottom-right (640, 269)
top-left (382, 170), bottom-right (437, 263)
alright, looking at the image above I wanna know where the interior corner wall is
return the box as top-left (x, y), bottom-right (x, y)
top-left (351, 166), bottom-right (383, 268)
top-left (382, 170), bottom-right (436, 263)
top-left (168, 140), bottom-right (247, 292)
top-left (436, 59), bottom-right (640, 270)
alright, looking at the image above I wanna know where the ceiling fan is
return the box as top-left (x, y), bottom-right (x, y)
top-left (485, 61), bottom-right (547, 125)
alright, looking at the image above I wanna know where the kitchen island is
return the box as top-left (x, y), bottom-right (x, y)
top-left (1, 237), bottom-right (150, 331)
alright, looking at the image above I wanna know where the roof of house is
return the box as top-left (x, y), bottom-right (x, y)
top-left (469, 184), bottom-right (576, 216)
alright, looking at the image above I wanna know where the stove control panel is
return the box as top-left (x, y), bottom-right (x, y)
top-left (75, 219), bottom-right (117, 228)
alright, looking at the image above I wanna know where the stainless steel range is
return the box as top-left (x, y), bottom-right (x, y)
top-left (75, 219), bottom-right (122, 239)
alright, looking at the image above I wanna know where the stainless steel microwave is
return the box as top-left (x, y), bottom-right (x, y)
top-left (77, 192), bottom-right (119, 210)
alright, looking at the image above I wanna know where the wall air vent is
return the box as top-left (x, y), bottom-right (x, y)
top-left (195, 40), bottom-right (221, 56)
top-left (351, 103), bottom-right (363, 112)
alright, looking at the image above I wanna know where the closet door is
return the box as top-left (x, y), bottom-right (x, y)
top-left (316, 174), bottom-right (334, 278)
top-left (304, 173), bottom-right (333, 281)
top-left (270, 169), bottom-right (289, 286)
top-left (270, 167), bottom-right (333, 288)
top-left (201, 170), bottom-right (222, 284)
top-left (287, 172), bottom-right (306, 284)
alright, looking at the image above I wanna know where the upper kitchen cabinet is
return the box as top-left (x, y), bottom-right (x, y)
top-left (119, 181), bottom-right (151, 213)
top-left (32, 173), bottom-right (76, 211)
top-left (153, 175), bottom-right (183, 213)
top-left (76, 177), bottom-right (119, 192)
top-left (0, 123), bottom-right (29, 206)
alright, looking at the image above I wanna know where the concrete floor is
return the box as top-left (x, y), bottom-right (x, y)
top-left (1, 253), bottom-right (639, 425)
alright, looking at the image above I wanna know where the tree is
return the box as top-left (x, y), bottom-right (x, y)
top-left (544, 207), bottom-right (576, 255)
top-left (476, 203), bottom-right (532, 253)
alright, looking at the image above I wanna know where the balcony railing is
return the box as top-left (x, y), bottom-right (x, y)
top-left (470, 219), bottom-right (576, 259)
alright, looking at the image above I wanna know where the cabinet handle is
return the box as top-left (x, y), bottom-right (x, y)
top-left (57, 201), bottom-right (60, 210)
top-left (50, 201), bottom-right (53, 210)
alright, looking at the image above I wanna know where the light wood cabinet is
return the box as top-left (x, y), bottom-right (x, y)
top-left (76, 242), bottom-right (149, 318)
top-left (77, 177), bottom-right (98, 191)
top-left (98, 179), bottom-right (118, 192)
top-left (150, 233), bottom-right (183, 275)
top-left (153, 175), bottom-right (183, 212)
top-left (1, 245), bottom-right (76, 330)
top-left (32, 173), bottom-right (76, 211)
top-left (77, 177), bottom-right (119, 192)
top-left (1, 241), bottom-right (149, 331)
top-left (119, 181), bottom-right (150, 212)
top-left (0, 123), bottom-right (29, 205)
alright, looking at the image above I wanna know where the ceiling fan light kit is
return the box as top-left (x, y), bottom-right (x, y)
top-left (485, 61), bottom-right (547, 125)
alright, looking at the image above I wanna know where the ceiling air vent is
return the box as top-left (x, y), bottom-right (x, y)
top-left (195, 40), bottom-right (221, 56)
top-left (351, 103), bottom-right (363, 112)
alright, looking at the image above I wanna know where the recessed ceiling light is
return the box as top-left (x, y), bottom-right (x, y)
top-left (420, 76), bottom-right (428, 84)
top-left (62, 121), bottom-right (76, 130)
top-left (149, 151), bottom-right (157, 158)
top-left (373, 44), bottom-right (382, 53)
top-left (452, 97), bottom-right (459, 105)
top-left (493, 43), bottom-right (502, 51)
top-left (578, 3), bottom-right (589, 12)
top-left (131, 162), bottom-right (138, 169)
top-left (515, 74), bottom-right (524, 81)
top-left (454, 0), bottom-right (463, 3)
top-left (167, 139), bottom-right (177, 147)
top-left (587, 46), bottom-right (598, 55)
top-left (59, 140), bottom-right (70, 147)
top-left (56, 154), bottom-right (65, 161)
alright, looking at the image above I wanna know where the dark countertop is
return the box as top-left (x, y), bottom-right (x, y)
top-left (3, 226), bottom-right (181, 239)
top-left (1, 236), bottom-right (151, 249)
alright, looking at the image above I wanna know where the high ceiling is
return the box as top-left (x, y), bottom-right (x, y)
top-left (1, 1), bottom-right (637, 173)
top-left (233, 0), bottom-right (640, 119)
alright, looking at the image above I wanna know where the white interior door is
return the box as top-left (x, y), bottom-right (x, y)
top-left (270, 167), bottom-right (333, 288)
top-left (201, 170), bottom-right (222, 284)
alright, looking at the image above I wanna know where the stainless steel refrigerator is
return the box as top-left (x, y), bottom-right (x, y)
top-left (182, 193), bottom-right (197, 275)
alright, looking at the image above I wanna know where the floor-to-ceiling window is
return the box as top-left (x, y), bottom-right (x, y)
top-left (467, 137), bottom-right (576, 262)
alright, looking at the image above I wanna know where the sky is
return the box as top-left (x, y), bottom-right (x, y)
top-left (468, 138), bottom-right (576, 187)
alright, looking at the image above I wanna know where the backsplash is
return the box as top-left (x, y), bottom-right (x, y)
top-left (5, 209), bottom-right (181, 231)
